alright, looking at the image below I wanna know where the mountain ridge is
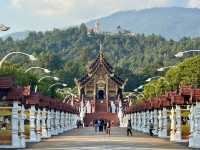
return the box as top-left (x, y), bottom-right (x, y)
top-left (87, 7), bottom-right (200, 40)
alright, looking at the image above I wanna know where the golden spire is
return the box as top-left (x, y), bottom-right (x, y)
top-left (99, 42), bottom-right (104, 63)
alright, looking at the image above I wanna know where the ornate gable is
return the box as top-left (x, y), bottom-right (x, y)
top-left (76, 45), bottom-right (125, 87)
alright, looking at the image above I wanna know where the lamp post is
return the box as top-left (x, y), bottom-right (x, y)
top-left (63, 91), bottom-right (76, 103)
top-left (0, 24), bottom-right (10, 31)
top-left (38, 76), bottom-right (59, 83)
top-left (0, 52), bottom-right (37, 68)
top-left (134, 85), bottom-right (144, 92)
top-left (157, 66), bottom-right (175, 72)
top-left (25, 67), bottom-right (50, 73)
top-left (48, 82), bottom-right (67, 98)
top-left (175, 50), bottom-right (200, 58)
top-left (34, 76), bottom-right (59, 92)
top-left (146, 76), bottom-right (160, 82)
top-left (136, 93), bottom-right (145, 100)
top-left (48, 83), bottom-right (67, 91)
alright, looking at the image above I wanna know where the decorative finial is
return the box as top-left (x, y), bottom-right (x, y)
top-left (99, 41), bottom-right (104, 63)
top-left (95, 19), bottom-right (100, 33)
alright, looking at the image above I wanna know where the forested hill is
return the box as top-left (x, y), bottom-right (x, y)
top-left (1, 24), bottom-right (200, 91)
top-left (87, 7), bottom-right (200, 40)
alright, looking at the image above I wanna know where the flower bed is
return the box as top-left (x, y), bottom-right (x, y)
top-left (0, 130), bottom-right (11, 145)
top-left (182, 124), bottom-right (190, 139)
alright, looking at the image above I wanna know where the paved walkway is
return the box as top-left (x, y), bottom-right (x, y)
top-left (24, 127), bottom-right (190, 150)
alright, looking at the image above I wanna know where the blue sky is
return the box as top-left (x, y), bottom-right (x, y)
top-left (0, 0), bottom-right (199, 36)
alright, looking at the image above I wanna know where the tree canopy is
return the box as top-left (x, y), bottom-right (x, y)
top-left (1, 24), bottom-right (200, 91)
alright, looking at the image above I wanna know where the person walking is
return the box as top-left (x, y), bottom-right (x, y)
top-left (104, 120), bottom-right (107, 132)
top-left (98, 120), bottom-right (101, 132)
top-left (106, 121), bottom-right (111, 136)
top-left (127, 120), bottom-right (132, 136)
top-left (100, 120), bottom-right (104, 132)
top-left (94, 120), bottom-right (98, 132)
top-left (76, 120), bottom-right (79, 129)
top-left (149, 120), bottom-right (154, 136)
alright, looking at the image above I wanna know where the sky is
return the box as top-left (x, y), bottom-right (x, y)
top-left (0, 0), bottom-right (200, 36)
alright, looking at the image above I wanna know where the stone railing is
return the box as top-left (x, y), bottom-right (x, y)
top-left (0, 77), bottom-right (79, 148)
top-left (125, 86), bottom-right (200, 149)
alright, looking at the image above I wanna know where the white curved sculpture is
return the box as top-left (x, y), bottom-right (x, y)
top-left (80, 99), bottom-right (86, 126)
top-left (118, 100), bottom-right (124, 127)
top-left (111, 101), bottom-right (116, 113)
top-left (86, 101), bottom-right (91, 113)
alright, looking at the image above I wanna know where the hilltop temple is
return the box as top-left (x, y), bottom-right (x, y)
top-left (75, 45), bottom-right (126, 126)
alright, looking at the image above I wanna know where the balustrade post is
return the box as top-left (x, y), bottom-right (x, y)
top-left (60, 111), bottom-right (65, 132)
top-left (50, 109), bottom-right (55, 135)
top-left (134, 113), bottom-right (136, 130)
top-left (131, 113), bottom-right (134, 129)
top-left (189, 102), bottom-right (200, 148)
top-left (174, 105), bottom-right (182, 141)
top-left (46, 109), bottom-right (51, 137)
top-left (150, 110), bottom-right (154, 127)
top-left (73, 114), bottom-right (76, 128)
top-left (137, 113), bottom-right (139, 131)
top-left (69, 113), bottom-right (72, 129)
top-left (58, 111), bottom-right (62, 133)
top-left (146, 110), bottom-right (150, 133)
top-left (158, 109), bottom-right (163, 137)
top-left (12, 101), bottom-right (20, 147)
top-left (41, 108), bottom-right (48, 138)
top-left (170, 107), bottom-right (176, 141)
top-left (55, 110), bottom-right (59, 135)
top-left (189, 105), bottom-right (195, 147)
top-left (36, 108), bottom-right (41, 142)
top-left (71, 114), bottom-right (74, 128)
top-left (142, 112), bottom-right (145, 132)
top-left (66, 113), bottom-right (68, 130)
top-left (65, 112), bottom-right (68, 131)
top-left (141, 112), bottom-right (143, 132)
top-left (139, 112), bottom-right (142, 131)
top-left (29, 105), bottom-right (37, 142)
top-left (162, 108), bottom-right (168, 138)
top-left (140, 112), bottom-right (143, 131)
top-left (153, 109), bottom-right (158, 136)
top-left (140, 112), bottom-right (143, 132)
top-left (19, 104), bottom-right (26, 148)
top-left (136, 112), bottom-right (139, 131)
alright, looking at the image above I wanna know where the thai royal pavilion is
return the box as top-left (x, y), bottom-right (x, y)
top-left (75, 45), bottom-right (126, 126)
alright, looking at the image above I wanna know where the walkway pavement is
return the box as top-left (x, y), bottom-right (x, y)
top-left (24, 127), bottom-right (191, 150)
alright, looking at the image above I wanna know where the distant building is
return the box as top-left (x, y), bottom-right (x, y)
top-left (87, 19), bottom-right (101, 35)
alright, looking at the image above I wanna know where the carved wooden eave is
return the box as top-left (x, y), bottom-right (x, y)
top-left (76, 46), bottom-right (125, 87)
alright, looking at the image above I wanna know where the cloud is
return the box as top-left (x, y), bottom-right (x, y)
top-left (9, 0), bottom-right (172, 17)
top-left (187, 0), bottom-right (200, 8)
top-left (9, 0), bottom-right (74, 16)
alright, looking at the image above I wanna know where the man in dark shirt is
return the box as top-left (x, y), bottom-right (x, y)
top-left (127, 120), bottom-right (132, 136)
top-left (149, 120), bottom-right (154, 136)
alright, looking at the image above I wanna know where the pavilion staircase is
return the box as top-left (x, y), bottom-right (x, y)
top-left (84, 98), bottom-right (119, 127)
top-left (95, 101), bottom-right (107, 112)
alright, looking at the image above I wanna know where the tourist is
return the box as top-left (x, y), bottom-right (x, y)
top-left (94, 120), bottom-right (98, 132)
top-left (149, 120), bottom-right (154, 136)
top-left (98, 120), bottom-right (101, 132)
top-left (76, 120), bottom-right (79, 128)
top-left (104, 120), bottom-right (107, 132)
top-left (106, 121), bottom-right (111, 135)
top-left (100, 120), bottom-right (104, 132)
top-left (127, 120), bottom-right (132, 136)
top-left (79, 120), bottom-right (83, 128)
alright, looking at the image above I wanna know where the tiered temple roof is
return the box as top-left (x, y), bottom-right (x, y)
top-left (76, 46), bottom-right (125, 87)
